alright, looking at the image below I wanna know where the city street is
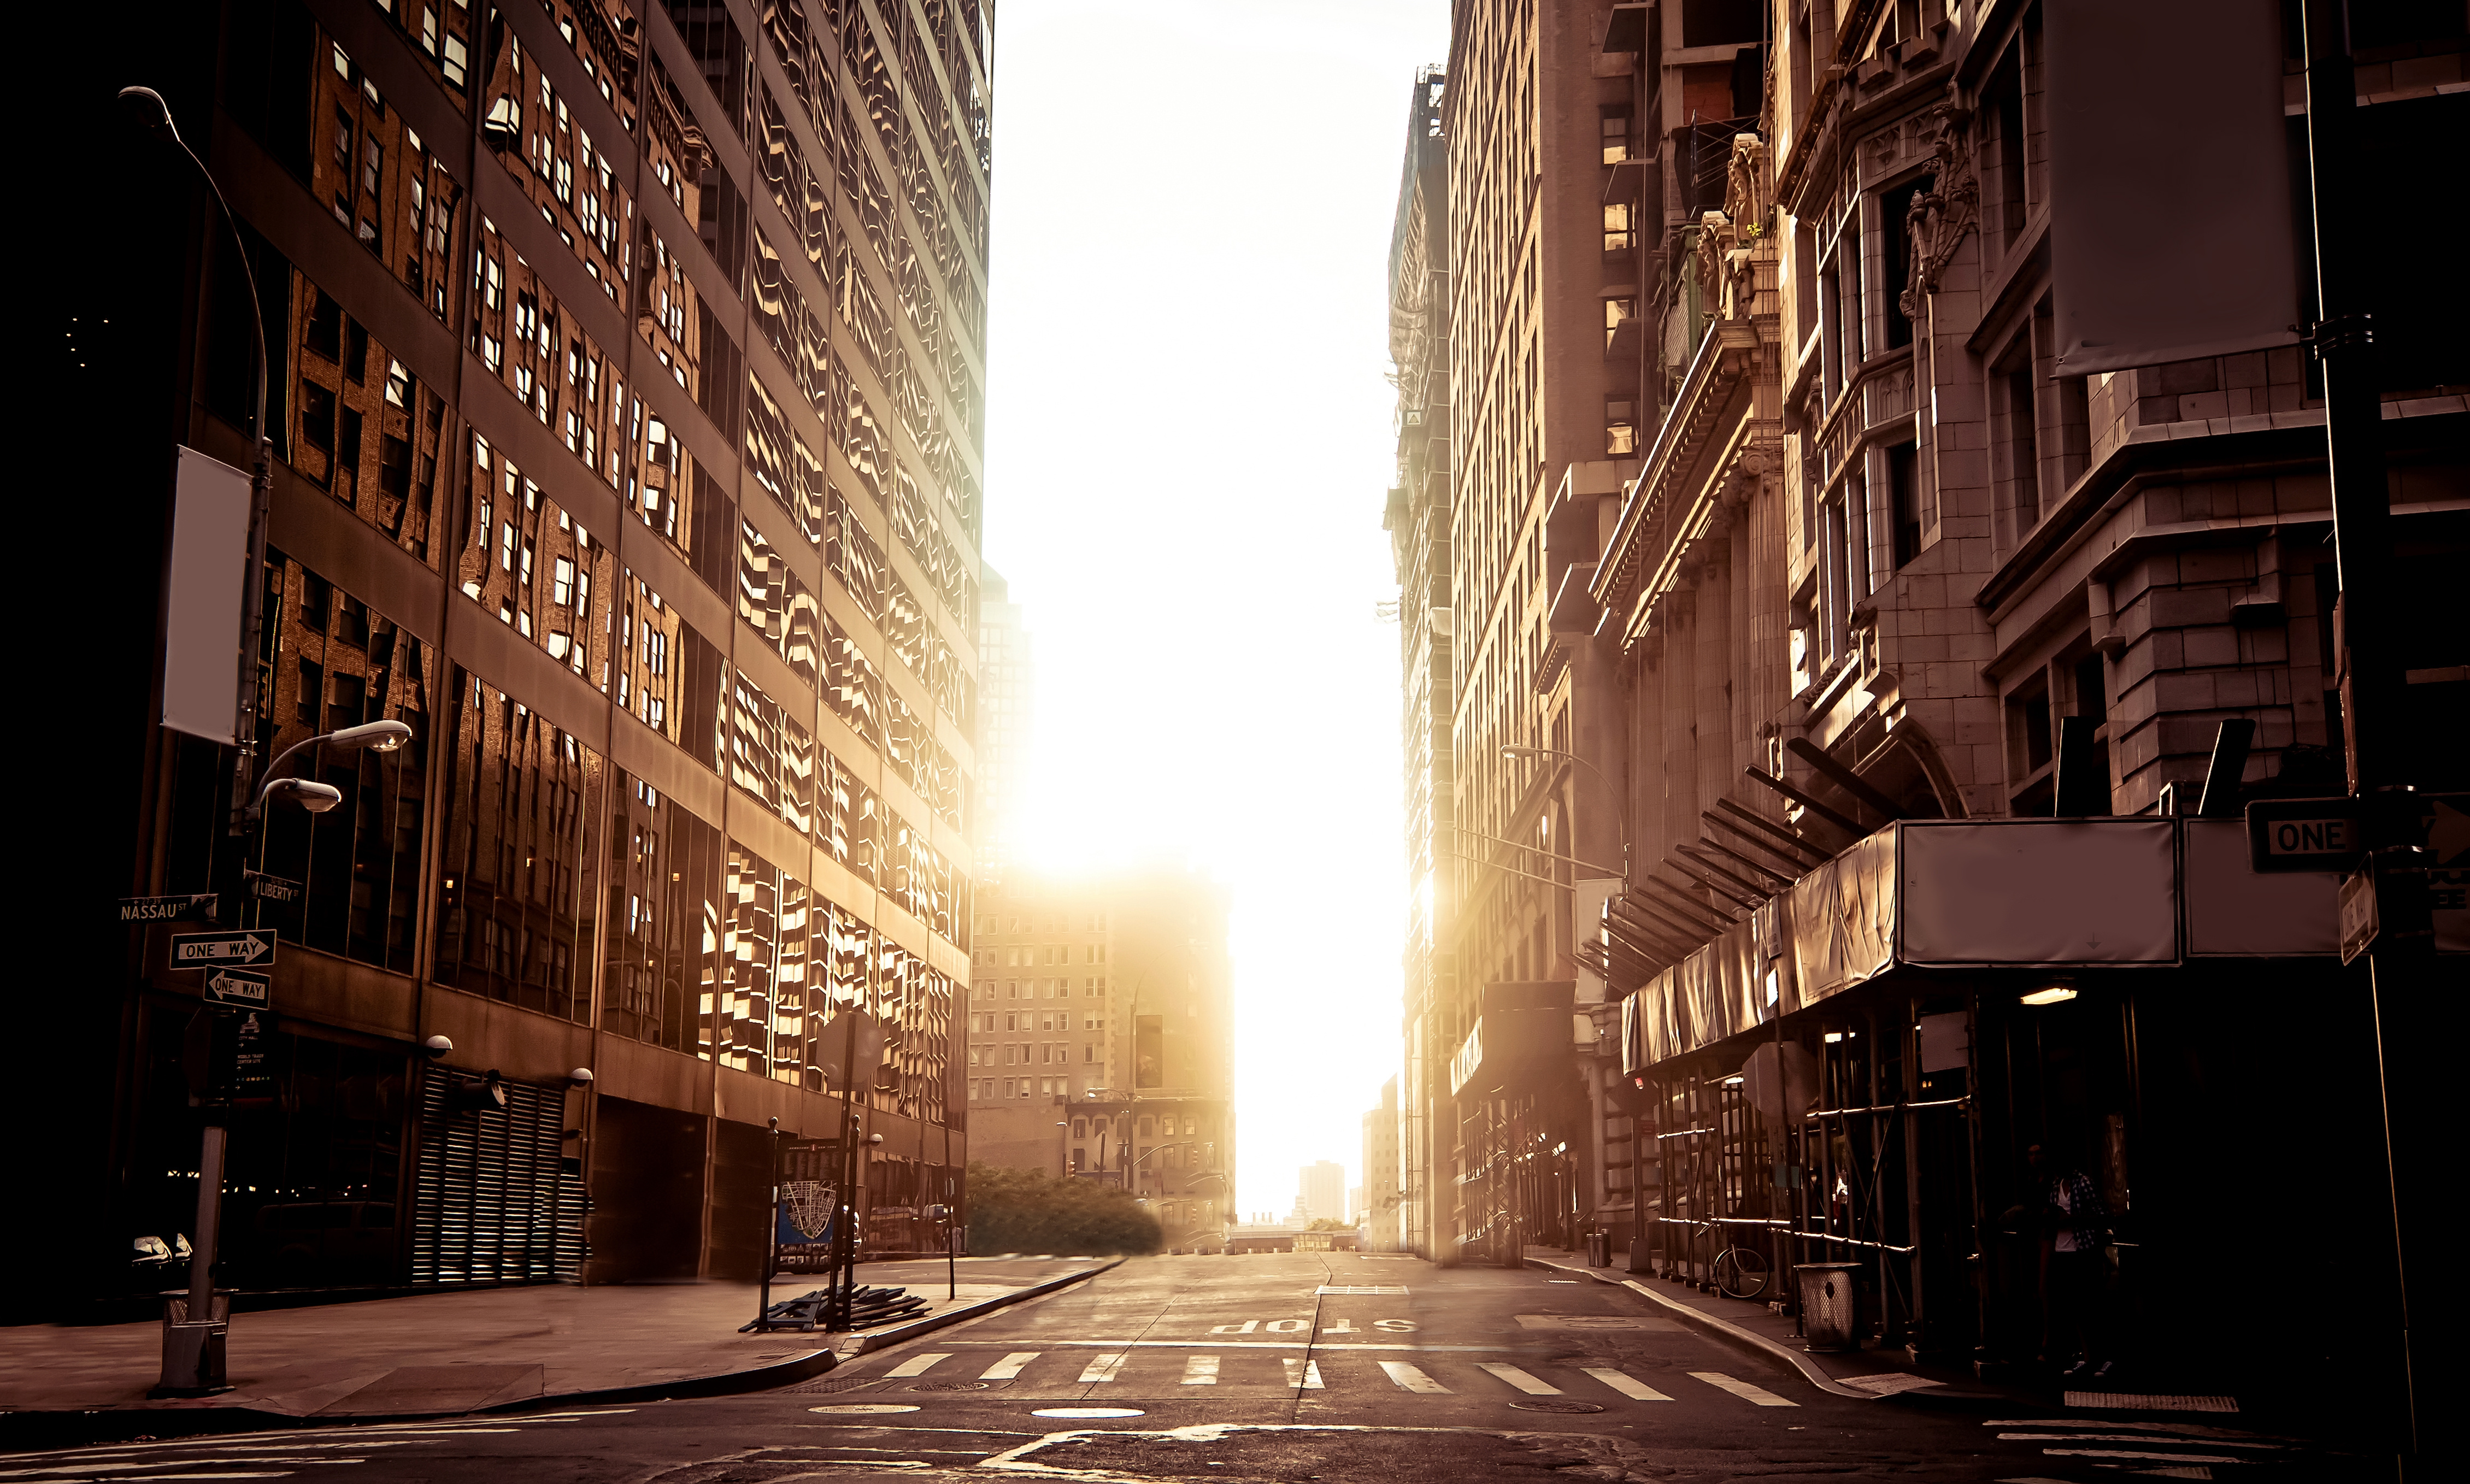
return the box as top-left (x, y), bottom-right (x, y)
top-left (1, 1255), bottom-right (2362, 1482)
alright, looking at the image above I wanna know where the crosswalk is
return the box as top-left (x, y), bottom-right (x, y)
top-left (862, 1348), bottom-right (1798, 1408)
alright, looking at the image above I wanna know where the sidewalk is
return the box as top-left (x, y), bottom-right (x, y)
top-left (0, 1255), bottom-right (1112, 1441)
top-left (1524, 1247), bottom-right (2007, 1406)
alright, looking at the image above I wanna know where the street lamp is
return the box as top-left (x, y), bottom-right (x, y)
top-left (117, 86), bottom-right (278, 840)
top-left (247, 721), bottom-right (412, 819)
top-left (1500, 745), bottom-right (1628, 882)
top-left (155, 719), bottom-right (408, 1397)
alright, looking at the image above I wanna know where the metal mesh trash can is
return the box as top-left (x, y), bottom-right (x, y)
top-left (1795, 1264), bottom-right (1860, 1352)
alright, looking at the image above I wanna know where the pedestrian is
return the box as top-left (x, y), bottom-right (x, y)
top-left (2017, 1142), bottom-right (2111, 1379)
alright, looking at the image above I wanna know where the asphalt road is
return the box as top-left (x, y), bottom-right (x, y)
top-left (2, 1253), bottom-right (2368, 1482)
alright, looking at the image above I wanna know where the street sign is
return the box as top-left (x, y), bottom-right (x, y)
top-left (169, 931), bottom-right (276, 969)
top-left (2246, 797), bottom-right (2361, 872)
top-left (2246, 793), bottom-right (2470, 873)
top-left (119, 894), bottom-right (217, 924)
top-left (244, 870), bottom-right (303, 904)
top-left (2338, 867), bottom-right (2379, 966)
top-left (203, 968), bottom-right (269, 1009)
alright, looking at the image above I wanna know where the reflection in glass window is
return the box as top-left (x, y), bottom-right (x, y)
top-left (433, 668), bottom-right (605, 1021)
top-left (604, 770), bottom-right (723, 1057)
top-left (246, 550), bottom-right (432, 975)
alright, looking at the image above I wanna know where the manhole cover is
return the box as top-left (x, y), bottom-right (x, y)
top-left (809, 1404), bottom-right (921, 1415)
top-left (913, 1381), bottom-right (995, 1391)
top-left (1032, 1407), bottom-right (1145, 1419)
top-left (1508, 1400), bottom-right (1606, 1414)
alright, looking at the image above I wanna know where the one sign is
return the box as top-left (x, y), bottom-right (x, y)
top-left (244, 870), bottom-right (303, 904)
top-left (169, 931), bottom-right (276, 969)
top-left (2246, 793), bottom-right (2470, 874)
top-left (2247, 798), bottom-right (2361, 873)
top-left (2338, 868), bottom-right (2379, 966)
top-left (119, 893), bottom-right (216, 924)
top-left (203, 968), bottom-right (269, 1009)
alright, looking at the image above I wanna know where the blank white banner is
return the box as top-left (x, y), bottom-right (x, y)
top-left (1899, 821), bottom-right (2178, 965)
top-left (162, 446), bottom-right (251, 744)
top-left (2046, 0), bottom-right (2300, 375)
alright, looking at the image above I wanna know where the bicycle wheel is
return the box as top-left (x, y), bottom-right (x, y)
top-left (1714, 1244), bottom-right (1771, 1300)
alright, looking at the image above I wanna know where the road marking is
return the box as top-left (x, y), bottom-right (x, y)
top-left (885, 1353), bottom-right (950, 1378)
top-left (1690, 1371), bottom-right (1799, 1407)
top-left (1379, 1361), bottom-right (1450, 1394)
top-left (1479, 1363), bottom-right (1564, 1395)
top-left (1181, 1355), bottom-right (1220, 1385)
top-left (1316, 1285), bottom-right (1409, 1295)
top-left (1281, 1358), bottom-right (1326, 1390)
top-left (1078, 1353), bottom-right (1128, 1382)
top-left (1842, 1373), bottom-right (1945, 1395)
top-left (1581, 1367), bottom-right (1673, 1401)
top-left (981, 1352), bottom-right (1039, 1380)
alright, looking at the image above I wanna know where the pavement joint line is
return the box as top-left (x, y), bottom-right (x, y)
top-left (1522, 1255), bottom-right (1869, 1401)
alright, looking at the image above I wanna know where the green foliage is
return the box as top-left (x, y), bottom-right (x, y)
top-left (963, 1162), bottom-right (1162, 1257)
top-left (1305, 1217), bottom-right (1355, 1232)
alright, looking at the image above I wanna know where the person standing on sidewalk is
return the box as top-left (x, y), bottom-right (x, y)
top-left (2020, 1142), bottom-right (2111, 1378)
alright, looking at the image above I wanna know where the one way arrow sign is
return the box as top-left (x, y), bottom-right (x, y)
top-left (169, 931), bottom-right (277, 969)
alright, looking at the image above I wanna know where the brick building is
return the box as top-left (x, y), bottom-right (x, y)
top-left (39, 0), bottom-right (993, 1316)
top-left (962, 869), bottom-right (1234, 1252)
top-left (1386, 0), bottom-right (2464, 1409)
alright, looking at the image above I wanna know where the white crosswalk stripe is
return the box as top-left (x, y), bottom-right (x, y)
top-left (1478, 1363), bottom-right (1563, 1395)
top-left (980, 1352), bottom-right (1039, 1380)
top-left (1378, 1360), bottom-right (1451, 1393)
top-left (1077, 1353), bottom-right (1128, 1382)
top-left (1690, 1370), bottom-right (1799, 1406)
top-left (1281, 1357), bottom-right (1326, 1389)
top-left (1581, 1366), bottom-right (1674, 1400)
top-left (1181, 1354), bottom-right (1220, 1385)
top-left (885, 1352), bottom-right (950, 1379)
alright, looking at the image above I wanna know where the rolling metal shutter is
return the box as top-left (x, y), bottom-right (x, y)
top-left (409, 1070), bottom-right (585, 1285)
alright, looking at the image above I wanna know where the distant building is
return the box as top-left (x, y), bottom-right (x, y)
top-left (975, 566), bottom-right (1032, 883)
top-left (1298, 1160), bottom-right (1347, 1225)
top-left (1362, 1077), bottom-right (1402, 1251)
top-left (966, 868), bottom-right (1234, 1251)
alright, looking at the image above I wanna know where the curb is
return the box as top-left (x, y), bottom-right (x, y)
top-left (840, 1257), bottom-right (1124, 1355)
top-left (0, 1346), bottom-right (839, 1454)
top-left (1525, 1256), bottom-right (1872, 1400)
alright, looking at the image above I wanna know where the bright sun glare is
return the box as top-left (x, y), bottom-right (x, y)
top-left (981, 1), bottom-right (1448, 1218)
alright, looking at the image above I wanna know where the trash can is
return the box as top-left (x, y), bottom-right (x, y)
top-left (1586, 1233), bottom-right (1610, 1267)
top-left (1795, 1264), bottom-right (1860, 1352)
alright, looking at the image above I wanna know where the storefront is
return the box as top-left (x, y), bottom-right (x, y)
top-left (1617, 818), bottom-right (2437, 1404)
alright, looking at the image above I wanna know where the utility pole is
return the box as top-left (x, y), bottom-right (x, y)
top-left (2298, 2), bottom-right (2430, 1471)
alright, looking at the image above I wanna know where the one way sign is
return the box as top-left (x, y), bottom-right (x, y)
top-left (170, 931), bottom-right (277, 969)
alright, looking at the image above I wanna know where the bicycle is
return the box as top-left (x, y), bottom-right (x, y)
top-left (1709, 1233), bottom-right (1772, 1300)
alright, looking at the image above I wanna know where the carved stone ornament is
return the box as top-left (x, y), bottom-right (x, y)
top-left (1896, 103), bottom-right (1978, 325)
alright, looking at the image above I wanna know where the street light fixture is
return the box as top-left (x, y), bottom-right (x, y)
top-left (118, 85), bottom-right (278, 840)
top-left (248, 720), bottom-right (413, 818)
top-left (1499, 744), bottom-right (1628, 882)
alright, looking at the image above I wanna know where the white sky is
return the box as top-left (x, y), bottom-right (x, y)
top-left (981, 0), bottom-right (1448, 1221)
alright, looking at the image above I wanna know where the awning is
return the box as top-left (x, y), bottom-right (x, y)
top-left (1620, 817), bottom-right (2360, 1076)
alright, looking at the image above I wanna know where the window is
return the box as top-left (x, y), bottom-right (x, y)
top-left (1603, 202), bottom-right (1634, 253)
top-left (1599, 107), bottom-right (1631, 163)
top-left (1881, 180), bottom-right (1922, 350)
top-left (1606, 398), bottom-right (1637, 457)
top-left (1602, 296), bottom-right (1634, 350)
top-left (1887, 441), bottom-right (1921, 569)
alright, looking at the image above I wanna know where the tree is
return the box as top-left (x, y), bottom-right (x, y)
top-left (1305, 1217), bottom-right (1354, 1232)
top-left (964, 1163), bottom-right (1162, 1256)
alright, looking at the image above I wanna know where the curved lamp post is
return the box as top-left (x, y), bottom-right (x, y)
top-left (1499, 744), bottom-right (1628, 883)
top-left (118, 86), bottom-right (277, 839)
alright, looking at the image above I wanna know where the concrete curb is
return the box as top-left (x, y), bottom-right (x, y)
top-left (0, 1344), bottom-right (839, 1453)
top-left (1526, 1256), bottom-right (1873, 1400)
top-left (841, 1257), bottom-right (1124, 1355)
